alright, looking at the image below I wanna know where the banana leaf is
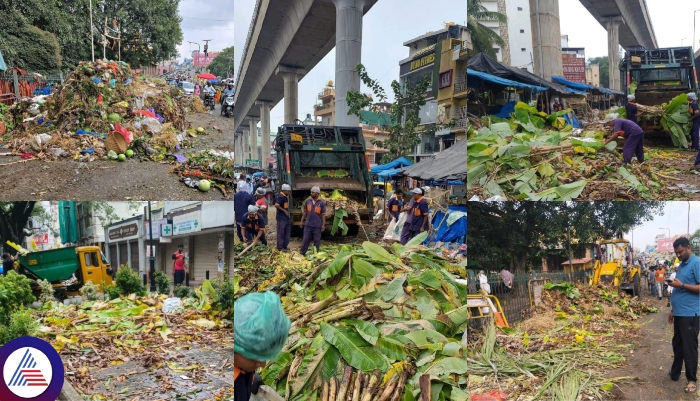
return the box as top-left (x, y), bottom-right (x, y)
top-left (319, 322), bottom-right (390, 372)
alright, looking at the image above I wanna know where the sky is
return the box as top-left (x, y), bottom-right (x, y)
top-left (626, 202), bottom-right (700, 252)
top-left (176, 0), bottom-right (234, 62)
top-left (234, 0), bottom-right (467, 129)
top-left (559, 0), bottom-right (700, 60)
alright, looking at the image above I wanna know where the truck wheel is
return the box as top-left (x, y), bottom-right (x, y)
top-left (291, 225), bottom-right (303, 238)
top-left (346, 224), bottom-right (359, 236)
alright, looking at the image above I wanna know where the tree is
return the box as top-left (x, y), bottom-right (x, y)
top-left (588, 56), bottom-right (609, 88)
top-left (467, 202), bottom-right (665, 271)
top-left (466, 0), bottom-right (506, 59)
top-left (207, 46), bottom-right (234, 78)
top-left (0, 202), bottom-right (37, 255)
top-left (346, 64), bottom-right (431, 164)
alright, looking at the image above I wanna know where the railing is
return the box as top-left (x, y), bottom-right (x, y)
top-left (318, 87), bottom-right (335, 99)
top-left (0, 70), bottom-right (63, 105)
top-left (236, 0), bottom-right (262, 90)
top-left (456, 106), bottom-right (467, 128)
top-left (454, 71), bottom-right (467, 93)
top-left (315, 103), bottom-right (334, 112)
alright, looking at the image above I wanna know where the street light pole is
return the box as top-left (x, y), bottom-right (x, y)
top-left (148, 202), bottom-right (155, 292)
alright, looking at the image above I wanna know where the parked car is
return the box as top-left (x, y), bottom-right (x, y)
top-left (179, 81), bottom-right (194, 95)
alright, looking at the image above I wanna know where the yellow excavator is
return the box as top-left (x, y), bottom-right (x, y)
top-left (590, 238), bottom-right (642, 297)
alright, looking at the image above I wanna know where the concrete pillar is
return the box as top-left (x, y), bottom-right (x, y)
top-left (248, 116), bottom-right (258, 164)
top-left (329, 0), bottom-right (365, 127)
top-left (607, 16), bottom-right (625, 91)
top-left (529, 0), bottom-right (563, 81)
top-left (276, 66), bottom-right (306, 124)
top-left (256, 101), bottom-right (272, 168)
top-left (234, 133), bottom-right (241, 165)
top-left (242, 128), bottom-right (250, 165)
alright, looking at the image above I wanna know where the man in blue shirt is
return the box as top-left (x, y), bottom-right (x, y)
top-left (299, 186), bottom-right (326, 255)
top-left (234, 187), bottom-right (256, 242)
top-left (400, 188), bottom-right (429, 245)
top-left (667, 237), bottom-right (700, 392)
top-left (625, 94), bottom-right (639, 125)
top-left (274, 184), bottom-right (292, 252)
top-left (243, 205), bottom-right (267, 245)
top-left (603, 115), bottom-right (645, 164)
top-left (385, 189), bottom-right (404, 223)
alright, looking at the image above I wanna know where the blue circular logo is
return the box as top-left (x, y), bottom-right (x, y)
top-left (0, 337), bottom-right (64, 401)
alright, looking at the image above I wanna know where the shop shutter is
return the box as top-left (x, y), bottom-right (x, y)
top-left (191, 232), bottom-right (219, 286)
top-left (109, 244), bottom-right (118, 269)
top-left (130, 240), bottom-right (140, 273)
top-left (119, 243), bottom-right (129, 270)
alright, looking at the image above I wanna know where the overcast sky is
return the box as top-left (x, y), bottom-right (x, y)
top-left (176, 0), bottom-right (234, 62)
top-left (559, 0), bottom-right (700, 60)
top-left (234, 0), bottom-right (467, 128)
top-left (625, 202), bottom-right (700, 252)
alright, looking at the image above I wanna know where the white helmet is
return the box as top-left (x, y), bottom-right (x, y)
top-left (256, 188), bottom-right (266, 196)
top-left (311, 186), bottom-right (321, 194)
top-left (281, 184), bottom-right (291, 191)
top-left (603, 113), bottom-right (618, 123)
top-left (689, 93), bottom-right (698, 101)
top-left (627, 94), bottom-right (635, 101)
top-left (247, 205), bottom-right (259, 214)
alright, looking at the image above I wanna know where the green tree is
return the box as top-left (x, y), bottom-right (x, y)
top-left (467, 202), bottom-right (664, 271)
top-left (206, 46), bottom-right (234, 78)
top-left (588, 56), bottom-right (609, 88)
top-left (346, 64), bottom-right (431, 164)
top-left (466, 0), bottom-right (506, 59)
top-left (0, 202), bottom-right (37, 254)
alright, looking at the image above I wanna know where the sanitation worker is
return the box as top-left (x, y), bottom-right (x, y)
top-left (400, 187), bottom-right (430, 245)
top-left (385, 188), bottom-right (404, 223)
top-left (234, 186), bottom-right (256, 242)
top-left (274, 184), bottom-right (292, 252)
top-left (243, 205), bottom-right (267, 246)
top-left (234, 291), bottom-right (291, 401)
top-left (299, 186), bottom-right (326, 256)
top-left (625, 94), bottom-right (639, 125)
top-left (603, 113), bottom-right (645, 164)
top-left (667, 237), bottom-right (700, 394)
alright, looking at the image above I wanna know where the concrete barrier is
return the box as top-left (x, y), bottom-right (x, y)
top-left (58, 379), bottom-right (82, 401)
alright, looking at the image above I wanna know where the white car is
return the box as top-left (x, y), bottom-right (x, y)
top-left (179, 81), bottom-right (195, 96)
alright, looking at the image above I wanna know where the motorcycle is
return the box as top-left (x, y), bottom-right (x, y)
top-left (222, 95), bottom-right (234, 118)
top-left (204, 93), bottom-right (215, 110)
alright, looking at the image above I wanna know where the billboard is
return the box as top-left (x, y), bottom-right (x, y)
top-left (656, 237), bottom-right (675, 253)
top-left (192, 52), bottom-right (220, 68)
top-left (562, 48), bottom-right (586, 83)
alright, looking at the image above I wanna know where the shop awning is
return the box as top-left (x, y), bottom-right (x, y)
top-left (552, 76), bottom-right (624, 96)
top-left (467, 53), bottom-right (572, 95)
top-left (370, 157), bottom-right (413, 174)
top-left (467, 69), bottom-right (548, 91)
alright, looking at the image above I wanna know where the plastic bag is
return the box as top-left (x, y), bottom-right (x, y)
top-left (383, 212), bottom-right (406, 242)
top-left (139, 118), bottom-right (162, 134)
top-left (163, 297), bottom-right (182, 313)
top-left (113, 123), bottom-right (133, 144)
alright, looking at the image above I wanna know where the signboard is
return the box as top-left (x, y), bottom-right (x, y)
top-left (438, 70), bottom-right (453, 89)
top-left (173, 210), bottom-right (202, 235)
top-left (245, 159), bottom-right (261, 167)
top-left (144, 218), bottom-right (165, 240)
top-left (34, 233), bottom-right (49, 245)
top-left (533, 283), bottom-right (544, 306)
top-left (410, 53), bottom-right (435, 71)
top-left (192, 52), bottom-right (219, 68)
top-left (162, 224), bottom-right (173, 237)
top-left (656, 237), bottom-right (675, 253)
top-left (562, 48), bottom-right (586, 83)
top-left (436, 104), bottom-right (446, 125)
top-left (108, 222), bottom-right (139, 242)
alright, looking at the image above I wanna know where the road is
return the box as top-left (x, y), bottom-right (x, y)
top-left (0, 104), bottom-right (233, 200)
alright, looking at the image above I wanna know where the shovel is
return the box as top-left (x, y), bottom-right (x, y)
top-left (238, 239), bottom-right (258, 257)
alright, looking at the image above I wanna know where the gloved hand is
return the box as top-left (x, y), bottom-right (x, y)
top-left (252, 373), bottom-right (264, 394)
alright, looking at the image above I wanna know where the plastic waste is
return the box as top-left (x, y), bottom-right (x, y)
top-left (134, 109), bottom-right (157, 119)
top-left (139, 118), bottom-right (162, 134)
top-left (109, 78), bottom-right (117, 88)
top-left (75, 130), bottom-right (106, 139)
top-left (113, 123), bottom-right (133, 144)
top-left (81, 148), bottom-right (95, 155)
top-left (35, 133), bottom-right (52, 146)
top-left (91, 77), bottom-right (101, 84)
top-left (163, 297), bottom-right (183, 313)
top-left (469, 390), bottom-right (508, 401)
top-left (124, 78), bottom-right (133, 85)
top-left (48, 148), bottom-right (68, 157)
top-left (107, 150), bottom-right (118, 160)
top-left (166, 154), bottom-right (187, 163)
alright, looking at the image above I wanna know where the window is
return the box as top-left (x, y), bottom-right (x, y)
top-left (520, 29), bottom-right (525, 33)
top-left (517, 7), bottom-right (523, 11)
top-left (521, 48), bottom-right (526, 52)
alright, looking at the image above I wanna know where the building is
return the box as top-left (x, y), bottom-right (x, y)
top-left (312, 81), bottom-right (391, 164)
top-left (104, 202), bottom-right (235, 288)
top-left (586, 63), bottom-right (600, 87)
top-left (475, 0), bottom-right (535, 73)
top-left (400, 23), bottom-right (467, 161)
top-left (24, 202), bottom-right (61, 251)
top-left (56, 201), bottom-right (147, 248)
top-left (436, 32), bottom-right (470, 147)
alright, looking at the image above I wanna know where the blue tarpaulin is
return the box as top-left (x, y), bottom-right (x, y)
top-left (377, 168), bottom-right (405, 179)
top-left (0, 51), bottom-right (6, 72)
top-left (493, 101), bottom-right (516, 118)
top-left (467, 69), bottom-right (548, 91)
top-left (552, 76), bottom-right (624, 96)
top-left (371, 157), bottom-right (413, 174)
top-left (430, 206), bottom-right (467, 244)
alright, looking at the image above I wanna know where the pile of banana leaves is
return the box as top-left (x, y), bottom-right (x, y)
top-left (249, 233), bottom-right (468, 401)
top-left (616, 93), bottom-right (693, 148)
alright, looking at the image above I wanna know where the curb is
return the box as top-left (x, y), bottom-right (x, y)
top-left (58, 378), bottom-right (83, 401)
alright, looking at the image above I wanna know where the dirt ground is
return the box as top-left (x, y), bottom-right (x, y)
top-left (0, 105), bottom-right (233, 200)
top-left (607, 280), bottom-right (700, 401)
top-left (647, 148), bottom-right (700, 199)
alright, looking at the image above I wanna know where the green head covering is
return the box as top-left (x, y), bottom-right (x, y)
top-left (234, 291), bottom-right (291, 362)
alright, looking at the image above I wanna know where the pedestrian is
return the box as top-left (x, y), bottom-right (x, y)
top-left (299, 186), bottom-right (326, 256)
top-left (625, 94), bottom-right (639, 125)
top-left (244, 177), bottom-right (253, 194)
top-left (500, 269), bottom-right (514, 292)
top-left (1, 253), bottom-right (16, 275)
top-left (400, 188), bottom-right (430, 245)
top-left (603, 114), bottom-right (645, 164)
top-left (274, 184), bottom-right (292, 252)
top-left (243, 205), bottom-right (268, 245)
top-left (236, 175), bottom-right (248, 194)
top-left (648, 266), bottom-right (656, 294)
top-left (688, 93), bottom-right (700, 159)
top-left (234, 291), bottom-right (291, 401)
top-left (385, 189), bottom-right (404, 223)
top-left (255, 188), bottom-right (268, 216)
top-left (656, 263), bottom-right (667, 301)
top-left (667, 237), bottom-right (700, 393)
top-left (667, 267), bottom-right (677, 307)
top-left (172, 244), bottom-right (186, 286)
top-left (234, 186), bottom-right (256, 242)
top-left (194, 84), bottom-right (200, 97)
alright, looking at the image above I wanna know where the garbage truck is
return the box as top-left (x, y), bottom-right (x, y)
top-left (275, 123), bottom-right (374, 236)
top-left (16, 246), bottom-right (114, 299)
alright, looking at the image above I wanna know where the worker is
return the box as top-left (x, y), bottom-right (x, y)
top-left (234, 291), bottom-right (291, 401)
top-left (625, 94), bottom-right (639, 125)
top-left (603, 113), bottom-right (645, 164)
top-left (299, 186), bottom-right (326, 256)
top-left (385, 189), bottom-right (404, 223)
top-left (234, 186), bottom-right (256, 242)
top-left (275, 184), bottom-right (292, 252)
top-left (399, 188), bottom-right (430, 245)
top-left (689, 93), bottom-right (700, 158)
top-left (655, 263), bottom-right (666, 301)
top-left (1, 253), bottom-right (17, 276)
top-left (255, 188), bottom-right (268, 215)
top-left (666, 237), bottom-right (700, 393)
top-left (243, 205), bottom-right (267, 245)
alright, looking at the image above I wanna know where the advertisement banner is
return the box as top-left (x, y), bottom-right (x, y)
top-left (656, 238), bottom-right (675, 253)
top-left (562, 48), bottom-right (586, 83)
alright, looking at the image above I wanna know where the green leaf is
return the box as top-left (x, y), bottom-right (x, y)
top-left (288, 335), bottom-right (330, 396)
top-left (422, 357), bottom-right (468, 376)
top-left (362, 241), bottom-right (398, 264)
top-left (405, 232), bottom-right (428, 247)
top-left (344, 319), bottom-right (380, 345)
top-left (601, 383), bottom-right (613, 391)
top-left (376, 335), bottom-right (410, 361)
top-left (352, 258), bottom-right (382, 278)
top-left (315, 251), bottom-right (353, 284)
top-left (440, 342), bottom-right (464, 357)
top-left (262, 352), bottom-right (293, 382)
top-left (605, 141), bottom-right (617, 151)
top-left (321, 344), bottom-right (341, 380)
top-left (417, 270), bottom-right (442, 289)
top-left (415, 351), bottom-right (436, 367)
top-left (404, 329), bottom-right (448, 348)
top-left (375, 274), bottom-right (407, 301)
top-left (320, 323), bottom-right (390, 372)
top-left (537, 162), bottom-right (556, 177)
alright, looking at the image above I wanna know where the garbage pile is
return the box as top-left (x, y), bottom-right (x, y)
top-left (36, 286), bottom-right (232, 399)
top-left (467, 282), bottom-right (657, 401)
top-left (173, 149), bottom-right (235, 196)
top-left (236, 234), bottom-right (468, 400)
top-left (2, 60), bottom-right (208, 161)
top-left (467, 102), bottom-right (687, 201)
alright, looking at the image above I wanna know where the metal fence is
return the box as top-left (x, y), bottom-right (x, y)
top-left (468, 270), bottom-right (589, 326)
top-left (0, 70), bottom-right (63, 105)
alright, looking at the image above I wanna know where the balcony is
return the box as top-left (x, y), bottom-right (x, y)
top-left (454, 72), bottom-right (467, 95)
top-left (456, 106), bottom-right (467, 129)
top-left (318, 87), bottom-right (335, 100)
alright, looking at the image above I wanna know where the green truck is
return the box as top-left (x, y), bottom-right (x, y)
top-left (274, 124), bottom-right (374, 236)
top-left (17, 246), bottom-right (114, 298)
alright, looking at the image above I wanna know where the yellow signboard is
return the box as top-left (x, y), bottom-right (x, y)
top-left (410, 53), bottom-right (435, 71)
